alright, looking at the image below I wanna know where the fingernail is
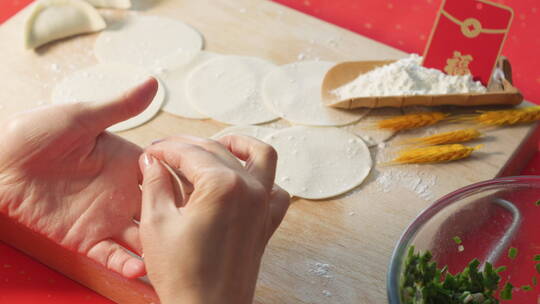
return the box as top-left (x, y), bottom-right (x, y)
top-left (143, 153), bottom-right (154, 168)
top-left (151, 138), bottom-right (164, 145)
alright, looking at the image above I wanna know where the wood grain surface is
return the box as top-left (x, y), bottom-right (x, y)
top-left (0, 0), bottom-right (536, 303)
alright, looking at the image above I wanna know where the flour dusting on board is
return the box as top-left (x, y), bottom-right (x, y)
top-left (322, 290), bottom-right (332, 297)
top-left (309, 262), bottom-right (333, 278)
top-left (308, 262), bottom-right (335, 298)
top-left (332, 54), bottom-right (486, 99)
top-left (376, 168), bottom-right (437, 201)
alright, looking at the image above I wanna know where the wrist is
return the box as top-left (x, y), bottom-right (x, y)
top-left (159, 290), bottom-right (213, 304)
top-left (155, 283), bottom-right (206, 304)
top-left (158, 286), bottom-right (255, 304)
top-left (159, 293), bottom-right (201, 304)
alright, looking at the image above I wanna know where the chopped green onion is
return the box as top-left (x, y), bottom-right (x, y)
top-left (534, 254), bottom-right (540, 261)
top-left (508, 247), bottom-right (518, 260)
top-left (521, 285), bottom-right (532, 291)
top-left (535, 199), bottom-right (540, 206)
top-left (401, 247), bottom-right (502, 303)
top-left (536, 263), bottom-right (540, 275)
top-left (495, 266), bottom-right (507, 273)
top-left (500, 282), bottom-right (513, 300)
top-left (452, 236), bottom-right (462, 244)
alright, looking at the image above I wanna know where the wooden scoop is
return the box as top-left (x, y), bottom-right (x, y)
top-left (321, 57), bottom-right (523, 109)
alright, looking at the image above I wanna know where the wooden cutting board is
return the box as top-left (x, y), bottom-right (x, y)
top-left (0, 1), bottom-right (537, 303)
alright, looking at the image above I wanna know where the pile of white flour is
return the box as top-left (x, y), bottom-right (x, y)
top-left (332, 54), bottom-right (486, 99)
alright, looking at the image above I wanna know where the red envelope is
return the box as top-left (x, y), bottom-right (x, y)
top-left (422, 0), bottom-right (514, 86)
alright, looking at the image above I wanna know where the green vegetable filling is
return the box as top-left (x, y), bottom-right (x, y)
top-left (508, 247), bottom-right (518, 260)
top-left (521, 285), bottom-right (532, 291)
top-left (500, 282), bottom-right (513, 300)
top-left (400, 246), bottom-right (504, 304)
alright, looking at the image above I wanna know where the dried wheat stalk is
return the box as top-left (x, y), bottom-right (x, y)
top-left (400, 129), bottom-right (482, 146)
top-left (388, 144), bottom-right (482, 164)
top-left (377, 112), bottom-right (448, 131)
top-left (459, 106), bottom-right (540, 126)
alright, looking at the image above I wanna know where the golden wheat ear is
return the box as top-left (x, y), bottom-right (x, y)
top-left (389, 144), bottom-right (482, 165)
top-left (376, 112), bottom-right (448, 132)
top-left (447, 114), bottom-right (477, 123)
top-left (398, 129), bottom-right (482, 146)
top-left (451, 107), bottom-right (540, 127)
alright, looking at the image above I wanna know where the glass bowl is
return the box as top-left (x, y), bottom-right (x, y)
top-left (387, 176), bottom-right (540, 303)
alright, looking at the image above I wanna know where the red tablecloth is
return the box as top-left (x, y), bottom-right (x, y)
top-left (1, 0), bottom-right (539, 302)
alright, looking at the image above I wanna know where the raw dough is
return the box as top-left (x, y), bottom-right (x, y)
top-left (159, 51), bottom-right (222, 119)
top-left (52, 63), bottom-right (165, 132)
top-left (265, 126), bottom-right (372, 199)
top-left (187, 56), bottom-right (280, 125)
top-left (262, 61), bottom-right (369, 126)
top-left (25, 0), bottom-right (106, 49)
top-left (94, 15), bottom-right (204, 68)
top-left (348, 108), bottom-right (404, 147)
top-left (84, 0), bottom-right (131, 9)
top-left (211, 125), bottom-right (277, 142)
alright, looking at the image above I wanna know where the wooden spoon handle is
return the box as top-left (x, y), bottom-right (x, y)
top-left (339, 82), bottom-right (522, 109)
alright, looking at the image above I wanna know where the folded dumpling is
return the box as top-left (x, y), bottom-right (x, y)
top-left (84, 0), bottom-right (131, 9)
top-left (25, 0), bottom-right (106, 49)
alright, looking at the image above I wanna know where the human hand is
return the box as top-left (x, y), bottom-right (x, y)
top-left (138, 135), bottom-right (290, 304)
top-left (0, 78), bottom-right (158, 279)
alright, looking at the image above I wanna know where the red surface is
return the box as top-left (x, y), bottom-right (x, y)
top-left (1, 0), bottom-right (540, 302)
top-left (0, 0), bottom-right (33, 24)
top-left (0, 241), bottom-right (113, 304)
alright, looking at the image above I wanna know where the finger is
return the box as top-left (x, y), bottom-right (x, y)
top-left (139, 153), bottom-right (179, 220)
top-left (218, 135), bottom-right (278, 191)
top-left (82, 77), bottom-right (158, 133)
top-left (131, 177), bottom-right (142, 222)
top-left (115, 223), bottom-right (143, 256)
top-left (268, 184), bottom-right (291, 236)
top-left (136, 158), bottom-right (144, 186)
top-left (102, 133), bottom-right (145, 185)
top-left (163, 163), bottom-right (194, 207)
top-left (131, 177), bottom-right (143, 222)
top-left (153, 135), bottom-right (243, 170)
top-left (132, 190), bottom-right (142, 222)
top-left (86, 239), bottom-right (146, 279)
top-left (145, 141), bottom-right (230, 186)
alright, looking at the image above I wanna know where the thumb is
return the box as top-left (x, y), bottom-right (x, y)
top-left (269, 184), bottom-right (291, 236)
top-left (139, 153), bottom-right (178, 225)
top-left (83, 77), bottom-right (159, 133)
